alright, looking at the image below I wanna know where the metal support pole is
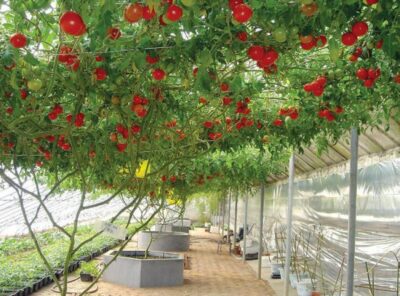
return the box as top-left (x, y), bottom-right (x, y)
top-left (243, 194), bottom-right (249, 262)
top-left (346, 128), bottom-right (359, 296)
top-left (221, 197), bottom-right (225, 238)
top-left (218, 201), bottom-right (222, 234)
top-left (284, 154), bottom-right (295, 296)
top-left (258, 183), bottom-right (265, 279)
top-left (233, 192), bottom-right (238, 250)
top-left (227, 191), bottom-right (232, 254)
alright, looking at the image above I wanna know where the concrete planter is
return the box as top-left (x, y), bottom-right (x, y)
top-left (151, 224), bottom-right (174, 232)
top-left (138, 231), bottom-right (190, 252)
top-left (102, 250), bottom-right (184, 288)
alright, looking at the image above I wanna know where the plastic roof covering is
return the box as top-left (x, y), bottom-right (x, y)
top-left (267, 117), bottom-right (400, 182)
top-left (0, 179), bottom-right (130, 237)
top-left (227, 157), bottom-right (400, 295)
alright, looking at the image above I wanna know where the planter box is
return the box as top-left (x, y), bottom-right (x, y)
top-left (102, 250), bottom-right (184, 288)
top-left (151, 224), bottom-right (174, 232)
top-left (151, 224), bottom-right (191, 233)
top-left (171, 226), bottom-right (191, 233)
top-left (138, 231), bottom-right (190, 252)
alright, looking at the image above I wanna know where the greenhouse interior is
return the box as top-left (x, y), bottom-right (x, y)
top-left (0, 0), bottom-right (399, 295)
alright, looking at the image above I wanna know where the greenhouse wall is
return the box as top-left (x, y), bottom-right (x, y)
top-left (226, 154), bottom-right (400, 296)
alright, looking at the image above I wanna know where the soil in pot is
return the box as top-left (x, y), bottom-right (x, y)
top-left (80, 272), bottom-right (94, 282)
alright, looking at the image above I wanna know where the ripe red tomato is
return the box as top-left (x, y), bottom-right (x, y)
top-left (10, 33), bottom-right (27, 48)
top-left (247, 45), bottom-right (265, 61)
top-left (222, 97), bottom-right (233, 105)
top-left (117, 143), bottom-right (128, 152)
top-left (159, 15), bottom-right (167, 26)
top-left (229, 0), bottom-right (243, 10)
top-left (300, 39), bottom-right (316, 50)
top-left (316, 35), bottom-right (327, 47)
top-left (146, 54), bottom-right (159, 64)
top-left (143, 6), bottom-right (156, 20)
top-left (58, 45), bottom-right (73, 63)
top-left (59, 11), bottom-right (86, 36)
top-left (341, 32), bottom-right (357, 46)
top-left (366, 0), bottom-right (378, 5)
top-left (273, 119), bottom-right (283, 127)
top-left (166, 5), bottom-right (183, 22)
top-left (352, 21), bottom-right (368, 37)
top-left (124, 3), bottom-right (143, 23)
top-left (364, 79), bottom-right (374, 88)
top-left (376, 39), bottom-right (383, 49)
top-left (203, 121), bottom-right (213, 129)
top-left (152, 68), bottom-right (166, 80)
top-left (220, 83), bottom-right (229, 92)
top-left (316, 76), bottom-right (327, 87)
top-left (335, 106), bottom-right (344, 114)
top-left (236, 31), bottom-right (247, 42)
top-left (232, 4), bottom-right (253, 23)
top-left (48, 112), bottom-right (58, 121)
top-left (20, 89), bottom-right (28, 100)
top-left (260, 49), bottom-right (279, 66)
top-left (107, 27), bottom-right (121, 40)
top-left (356, 68), bottom-right (368, 80)
top-left (95, 68), bottom-right (107, 80)
top-left (394, 74), bottom-right (400, 84)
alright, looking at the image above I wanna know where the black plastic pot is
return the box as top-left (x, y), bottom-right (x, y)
top-left (55, 269), bottom-right (63, 279)
top-left (80, 272), bottom-right (94, 282)
top-left (23, 286), bottom-right (32, 296)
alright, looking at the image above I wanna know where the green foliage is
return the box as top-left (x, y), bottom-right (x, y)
top-left (79, 261), bottom-right (99, 277)
top-left (0, 221), bottom-right (138, 294)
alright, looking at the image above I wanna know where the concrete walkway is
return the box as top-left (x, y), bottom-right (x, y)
top-left (34, 229), bottom-right (276, 296)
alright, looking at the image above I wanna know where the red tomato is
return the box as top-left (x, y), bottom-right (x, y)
top-left (107, 27), bottom-right (121, 40)
top-left (166, 5), bottom-right (183, 22)
top-left (95, 68), bottom-right (107, 80)
top-left (352, 21), bottom-right (368, 37)
top-left (59, 11), bottom-right (86, 36)
top-left (236, 31), bottom-right (247, 42)
top-left (10, 33), bottom-right (27, 48)
top-left (152, 68), bottom-right (166, 80)
top-left (247, 45), bottom-right (265, 61)
top-left (341, 32), bottom-right (357, 46)
top-left (356, 68), bottom-right (368, 80)
top-left (232, 4), bottom-right (253, 23)
top-left (229, 0), bottom-right (244, 10)
top-left (143, 6), bottom-right (156, 20)
top-left (124, 3), bottom-right (143, 23)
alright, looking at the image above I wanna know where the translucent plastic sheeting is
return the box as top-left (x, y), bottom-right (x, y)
top-left (0, 179), bottom-right (132, 237)
top-left (227, 158), bottom-right (400, 296)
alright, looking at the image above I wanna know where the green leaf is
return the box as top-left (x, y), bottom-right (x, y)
top-left (24, 52), bottom-right (40, 66)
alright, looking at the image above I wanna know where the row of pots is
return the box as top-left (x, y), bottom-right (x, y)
top-left (271, 263), bottom-right (321, 296)
top-left (8, 242), bottom-right (120, 296)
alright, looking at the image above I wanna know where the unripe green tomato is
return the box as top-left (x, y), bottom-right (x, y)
top-left (182, 0), bottom-right (196, 7)
top-left (27, 79), bottom-right (43, 91)
top-left (273, 28), bottom-right (287, 43)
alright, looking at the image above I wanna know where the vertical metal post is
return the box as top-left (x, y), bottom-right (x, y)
top-left (227, 191), bottom-right (232, 254)
top-left (284, 154), bottom-right (295, 296)
top-left (346, 127), bottom-right (359, 296)
top-left (258, 183), bottom-right (265, 279)
top-left (243, 194), bottom-right (249, 262)
top-left (233, 192), bottom-right (238, 250)
top-left (218, 201), bottom-right (222, 234)
top-left (221, 197), bottom-right (226, 238)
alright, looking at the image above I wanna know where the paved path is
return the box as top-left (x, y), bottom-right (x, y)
top-left (34, 229), bottom-right (276, 296)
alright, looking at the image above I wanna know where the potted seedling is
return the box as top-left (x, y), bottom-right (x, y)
top-left (79, 261), bottom-right (100, 282)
